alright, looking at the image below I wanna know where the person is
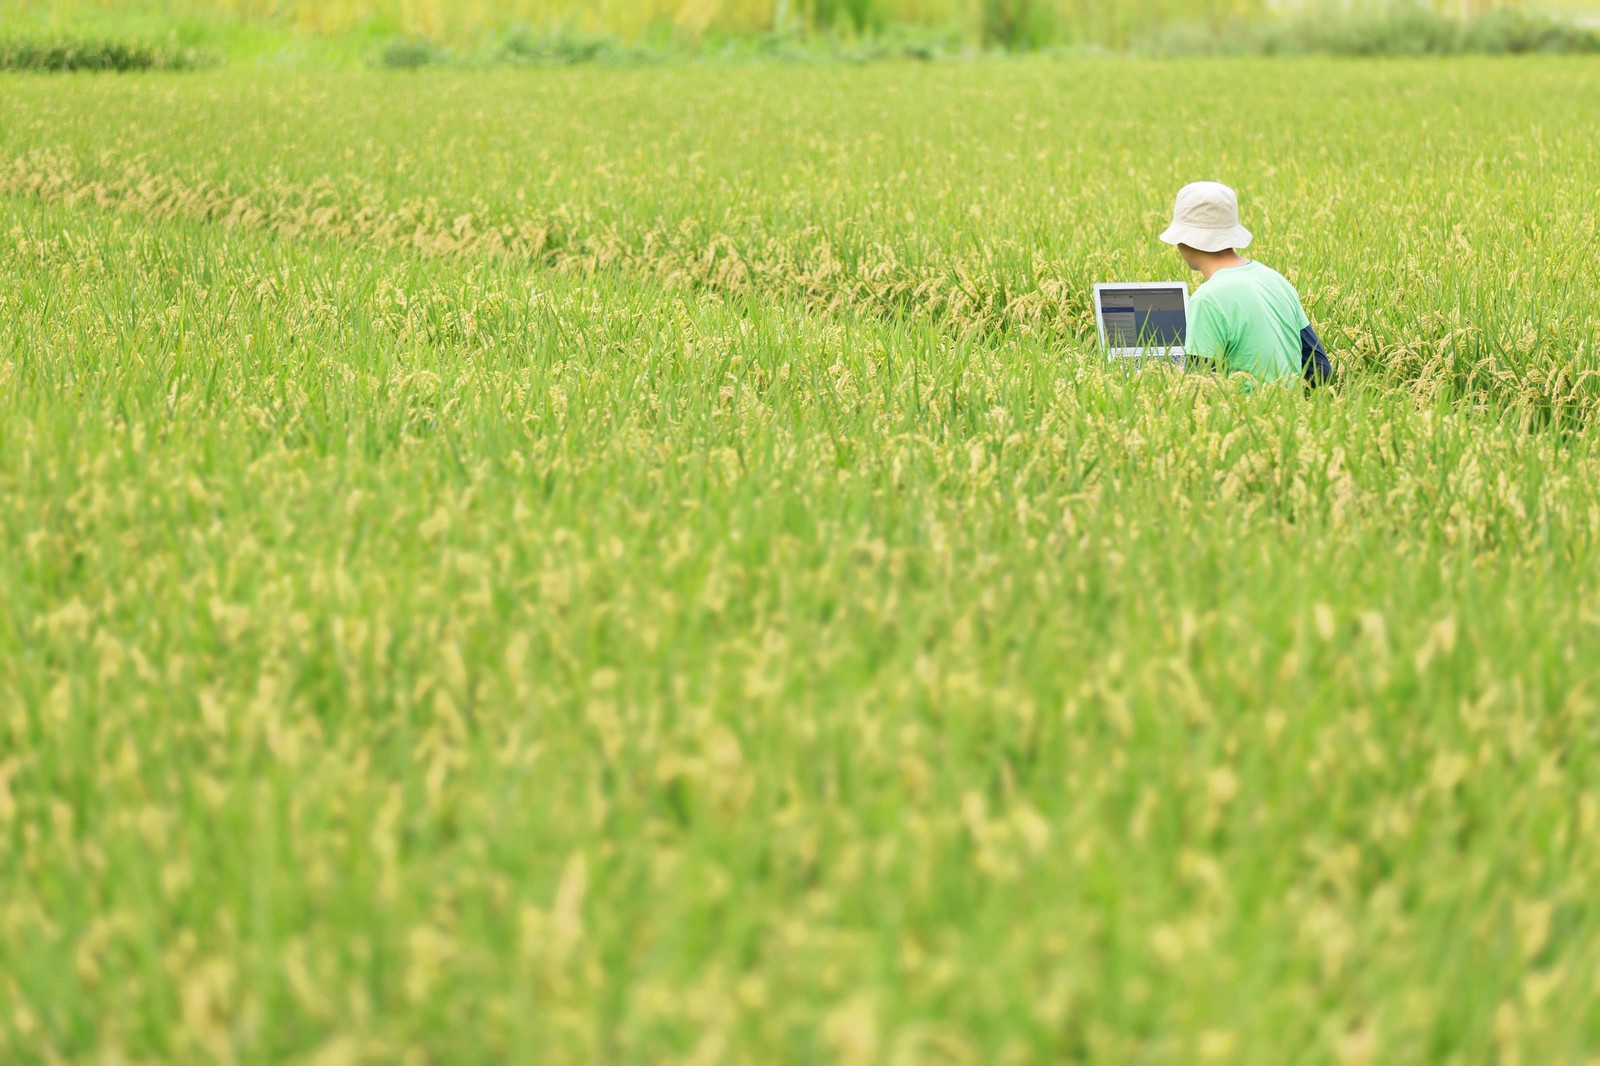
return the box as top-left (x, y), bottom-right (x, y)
top-left (1160, 181), bottom-right (1331, 386)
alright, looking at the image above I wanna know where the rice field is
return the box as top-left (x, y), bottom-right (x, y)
top-left (4, 55), bottom-right (1600, 1064)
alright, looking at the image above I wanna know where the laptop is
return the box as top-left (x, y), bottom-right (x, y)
top-left (1093, 282), bottom-right (1189, 365)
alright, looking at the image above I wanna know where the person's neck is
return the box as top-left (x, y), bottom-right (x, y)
top-left (1196, 250), bottom-right (1251, 281)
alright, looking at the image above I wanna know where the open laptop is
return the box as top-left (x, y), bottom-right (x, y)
top-left (1093, 282), bottom-right (1189, 365)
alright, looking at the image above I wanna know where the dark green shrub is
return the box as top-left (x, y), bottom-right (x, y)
top-left (0, 37), bottom-right (218, 72)
top-left (498, 26), bottom-right (638, 65)
top-left (378, 38), bottom-right (442, 69)
top-left (1139, 8), bottom-right (1600, 57)
top-left (1457, 8), bottom-right (1600, 54)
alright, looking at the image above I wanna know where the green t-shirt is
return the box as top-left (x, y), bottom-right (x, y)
top-left (1186, 261), bottom-right (1309, 385)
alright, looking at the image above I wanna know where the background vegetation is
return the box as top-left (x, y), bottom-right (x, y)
top-left (4, 0), bottom-right (1598, 54)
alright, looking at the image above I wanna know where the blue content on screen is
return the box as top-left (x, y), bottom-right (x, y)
top-left (1100, 288), bottom-right (1187, 348)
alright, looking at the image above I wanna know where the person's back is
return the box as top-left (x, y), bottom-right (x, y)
top-left (1159, 181), bottom-right (1329, 387)
top-left (1186, 260), bottom-right (1306, 384)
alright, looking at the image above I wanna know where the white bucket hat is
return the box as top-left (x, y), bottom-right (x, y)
top-left (1159, 181), bottom-right (1253, 252)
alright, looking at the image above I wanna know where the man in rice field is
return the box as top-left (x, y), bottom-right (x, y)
top-left (1161, 181), bottom-right (1331, 386)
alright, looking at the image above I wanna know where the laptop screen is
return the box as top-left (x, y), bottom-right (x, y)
top-left (1098, 286), bottom-right (1187, 349)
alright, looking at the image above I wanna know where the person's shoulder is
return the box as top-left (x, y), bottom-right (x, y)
top-left (1251, 261), bottom-right (1302, 295)
top-left (1187, 282), bottom-right (1228, 329)
top-left (1249, 262), bottom-right (1312, 326)
top-left (1190, 275), bottom-right (1238, 311)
